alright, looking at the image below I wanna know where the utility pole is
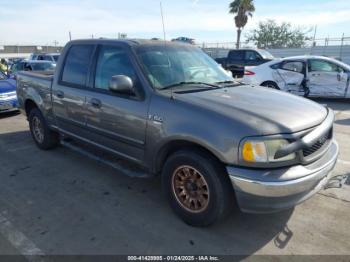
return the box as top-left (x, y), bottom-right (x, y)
top-left (311, 25), bottom-right (317, 54)
top-left (340, 33), bottom-right (345, 61)
top-left (53, 40), bottom-right (58, 47)
top-left (313, 25), bottom-right (317, 44)
top-left (69, 31), bottom-right (72, 41)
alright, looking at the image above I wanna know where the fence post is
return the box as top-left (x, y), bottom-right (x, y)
top-left (322, 38), bottom-right (328, 56)
top-left (216, 43), bottom-right (219, 58)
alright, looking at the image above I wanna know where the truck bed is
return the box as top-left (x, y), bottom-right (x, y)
top-left (16, 70), bottom-right (54, 119)
top-left (17, 70), bottom-right (54, 80)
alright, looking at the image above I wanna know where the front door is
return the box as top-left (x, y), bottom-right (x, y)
top-left (52, 44), bottom-right (95, 136)
top-left (84, 44), bottom-right (149, 163)
top-left (308, 59), bottom-right (348, 97)
top-left (244, 50), bottom-right (263, 67)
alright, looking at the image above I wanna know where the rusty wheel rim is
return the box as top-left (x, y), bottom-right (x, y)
top-left (32, 116), bottom-right (44, 143)
top-left (172, 165), bottom-right (210, 213)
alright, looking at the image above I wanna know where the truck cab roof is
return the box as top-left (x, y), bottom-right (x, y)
top-left (68, 38), bottom-right (194, 48)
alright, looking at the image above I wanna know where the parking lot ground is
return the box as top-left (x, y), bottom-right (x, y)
top-left (0, 99), bottom-right (349, 258)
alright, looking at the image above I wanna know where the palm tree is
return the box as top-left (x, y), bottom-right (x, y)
top-left (229, 0), bottom-right (255, 49)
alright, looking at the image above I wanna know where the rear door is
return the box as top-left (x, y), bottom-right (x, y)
top-left (226, 50), bottom-right (245, 76)
top-left (277, 60), bottom-right (305, 93)
top-left (84, 44), bottom-right (148, 163)
top-left (308, 59), bottom-right (348, 97)
top-left (52, 44), bottom-right (95, 136)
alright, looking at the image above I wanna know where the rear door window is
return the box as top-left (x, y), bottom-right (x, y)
top-left (228, 50), bottom-right (244, 61)
top-left (281, 61), bottom-right (304, 73)
top-left (61, 45), bottom-right (94, 87)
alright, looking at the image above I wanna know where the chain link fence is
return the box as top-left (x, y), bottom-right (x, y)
top-left (1, 36), bottom-right (350, 64)
top-left (200, 36), bottom-right (350, 64)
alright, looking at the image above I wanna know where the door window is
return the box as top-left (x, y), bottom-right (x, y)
top-left (44, 55), bottom-right (53, 62)
top-left (281, 61), bottom-right (304, 73)
top-left (245, 51), bottom-right (261, 61)
top-left (61, 45), bottom-right (94, 87)
top-left (309, 60), bottom-right (340, 73)
top-left (94, 46), bottom-right (137, 91)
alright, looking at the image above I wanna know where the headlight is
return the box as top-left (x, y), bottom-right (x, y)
top-left (242, 139), bottom-right (296, 163)
top-left (0, 91), bottom-right (16, 100)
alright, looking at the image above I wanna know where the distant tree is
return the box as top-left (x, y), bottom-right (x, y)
top-left (246, 20), bottom-right (312, 48)
top-left (229, 0), bottom-right (255, 49)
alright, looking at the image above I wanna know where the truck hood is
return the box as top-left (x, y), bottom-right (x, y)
top-left (175, 85), bottom-right (327, 135)
top-left (0, 79), bottom-right (16, 93)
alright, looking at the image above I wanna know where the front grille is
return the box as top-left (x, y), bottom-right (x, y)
top-left (302, 129), bottom-right (332, 157)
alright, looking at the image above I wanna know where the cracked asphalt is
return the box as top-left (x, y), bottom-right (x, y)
top-left (0, 98), bottom-right (349, 258)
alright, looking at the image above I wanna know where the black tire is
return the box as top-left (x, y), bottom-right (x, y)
top-left (29, 108), bottom-right (59, 150)
top-left (261, 81), bottom-right (279, 90)
top-left (162, 150), bottom-right (234, 227)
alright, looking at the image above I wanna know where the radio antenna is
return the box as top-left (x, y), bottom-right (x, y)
top-left (159, 2), bottom-right (174, 100)
top-left (160, 2), bottom-right (166, 41)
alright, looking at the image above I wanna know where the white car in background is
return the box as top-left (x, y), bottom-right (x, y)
top-left (242, 56), bottom-right (350, 98)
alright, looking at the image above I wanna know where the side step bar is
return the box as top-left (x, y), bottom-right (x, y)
top-left (60, 139), bottom-right (153, 179)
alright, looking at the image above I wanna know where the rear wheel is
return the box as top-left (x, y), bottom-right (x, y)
top-left (162, 150), bottom-right (234, 227)
top-left (261, 81), bottom-right (279, 90)
top-left (29, 108), bottom-right (59, 150)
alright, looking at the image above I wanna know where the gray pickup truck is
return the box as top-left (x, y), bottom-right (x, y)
top-left (17, 39), bottom-right (344, 226)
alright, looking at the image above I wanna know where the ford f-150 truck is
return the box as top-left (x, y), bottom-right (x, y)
top-left (16, 39), bottom-right (344, 226)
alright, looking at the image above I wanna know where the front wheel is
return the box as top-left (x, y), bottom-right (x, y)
top-left (29, 108), bottom-right (59, 150)
top-left (261, 81), bottom-right (279, 90)
top-left (162, 150), bottom-right (234, 227)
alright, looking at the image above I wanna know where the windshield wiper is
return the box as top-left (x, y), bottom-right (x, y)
top-left (215, 80), bottom-right (245, 88)
top-left (160, 81), bottom-right (220, 90)
top-left (215, 80), bottom-right (235, 84)
top-left (215, 80), bottom-right (241, 86)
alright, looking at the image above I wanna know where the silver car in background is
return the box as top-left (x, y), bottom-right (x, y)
top-left (242, 56), bottom-right (350, 98)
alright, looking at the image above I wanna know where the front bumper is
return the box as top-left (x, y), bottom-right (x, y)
top-left (0, 98), bottom-right (18, 113)
top-left (227, 140), bottom-right (341, 213)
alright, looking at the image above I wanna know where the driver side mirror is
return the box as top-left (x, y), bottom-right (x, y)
top-left (108, 75), bottom-right (135, 95)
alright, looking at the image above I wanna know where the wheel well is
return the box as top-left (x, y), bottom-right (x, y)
top-left (155, 140), bottom-right (223, 174)
top-left (24, 100), bottom-right (38, 117)
top-left (261, 81), bottom-right (280, 89)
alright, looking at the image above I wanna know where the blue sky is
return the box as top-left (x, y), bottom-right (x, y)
top-left (0, 0), bottom-right (349, 45)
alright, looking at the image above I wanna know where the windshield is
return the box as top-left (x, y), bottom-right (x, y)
top-left (31, 62), bottom-right (56, 71)
top-left (259, 50), bottom-right (274, 60)
top-left (136, 45), bottom-right (233, 89)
